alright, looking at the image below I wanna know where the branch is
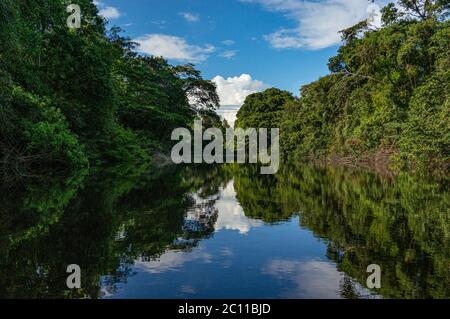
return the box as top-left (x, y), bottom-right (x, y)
top-left (337, 69), bottom-right (383, 83)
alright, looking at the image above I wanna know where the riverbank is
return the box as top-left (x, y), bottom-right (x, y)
top-left (312, 146), bottom-right (449, 180)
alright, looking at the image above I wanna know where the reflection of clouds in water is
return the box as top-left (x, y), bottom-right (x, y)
top-left (263, 259), bottom-right (344, 299)
top-left (214, 181), bottom-right (264, 234)
top-left (220, 247), bottom-right (234, 257)
top-left (179, 285), bottom-right (196, 294)
top-left (134, 181), bottom-right (263, 274)
top-left (263, 259), bottom-right (344, 298)
top-left (135, 248), bottom-right (212, 274)
top-left (263, 259), bottom-right (376, 299)
top-left (219, 247), bottom-right (234, 269)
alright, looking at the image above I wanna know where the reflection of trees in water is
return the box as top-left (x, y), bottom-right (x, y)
top-left (0, 164), bottom-right (230, 298)
top-left (0, 171), bottom-right (87, 250)
top-left (230, 163), bottom-right (449, 299)
top-left (230, 164), bottom-right (294, 223)
top-left (0, 162), bottom-right (448, 299)
top-left (169, 198), bottom-right (219, 253)
top-left (181, 197), bottom-right (219, 239)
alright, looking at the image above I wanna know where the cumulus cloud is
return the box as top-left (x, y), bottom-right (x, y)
top-left (179, 12), bottom-right (200, 22)
top-left (220, 50), bottom-right (238, 59)
top-left (241, 0), bottom-right (387, 50)
top-left (212, 74), bottom-right (269, 106)
top-left (134, 34), bottom-right (215, 63)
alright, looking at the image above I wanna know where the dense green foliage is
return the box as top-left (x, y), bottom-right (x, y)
top-left (235, 88), bottom-right (295, 129)
top-left (0, 0), bottom-right (220, 179)
top-left (236, 1), bottom-right (449, 170)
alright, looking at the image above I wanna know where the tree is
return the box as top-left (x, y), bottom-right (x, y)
top-left (173, 64), bottom-right (220, 111)
top-left (235, 88), bottom-right (295, 129)
top-left (381, 3), bottom-right (402, 26)
top-left (0, 0), bottom-right (221, 175)
top-left (397, 0), bottom-right (449, 20)
top-left (280, 1), bottom-right (449, 169)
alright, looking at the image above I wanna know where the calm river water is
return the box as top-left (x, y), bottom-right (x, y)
top-left (1, 164), bottom-right (448, 298)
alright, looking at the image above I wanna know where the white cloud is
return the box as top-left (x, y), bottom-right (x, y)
top-left (222, 40), bottom-right (235, 46)
top-left (94, 1), bottom-right (122, 20)
top-left (99, 6), bottom-right (121, 19)
top-left (241, 0), bottom-right (387, 50)
top-left (179, 12), bottom-right (200, 22)
top-left (212, 74), bottom-right (269, 106)
top-left (220, 50), bottom-right (238, 59)
top-left (134, 34), bottom-right (215, 63)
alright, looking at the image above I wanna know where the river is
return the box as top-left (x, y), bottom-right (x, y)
top-left (0, 163), bottom-right (448, 298)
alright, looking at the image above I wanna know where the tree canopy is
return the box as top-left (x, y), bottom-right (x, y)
top-left (235, 88), bottom-right (295, 129)
top-left (0, 0), bottom-right (221, 179)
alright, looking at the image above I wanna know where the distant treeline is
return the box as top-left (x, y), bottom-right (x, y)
top-left (236, 0), bottom-right (449, 171)
top-left (0, 0), bottom-right (222, 179)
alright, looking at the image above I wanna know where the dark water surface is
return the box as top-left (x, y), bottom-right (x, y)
top-left (1, 164), bottom-right (448, 299)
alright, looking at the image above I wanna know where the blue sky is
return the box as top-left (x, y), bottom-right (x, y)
top-left (94, 0), bottom-right (387, 104)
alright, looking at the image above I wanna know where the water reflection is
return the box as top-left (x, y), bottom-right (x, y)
top-left (0, 163), bottom-right (448, 299)
top-left (262, 259), bottom-right (372, 299)
top-left (214, 182), bottom-right (264, 234)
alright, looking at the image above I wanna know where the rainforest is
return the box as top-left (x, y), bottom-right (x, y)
top-left (0, 0), bottom-right (448, 300)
